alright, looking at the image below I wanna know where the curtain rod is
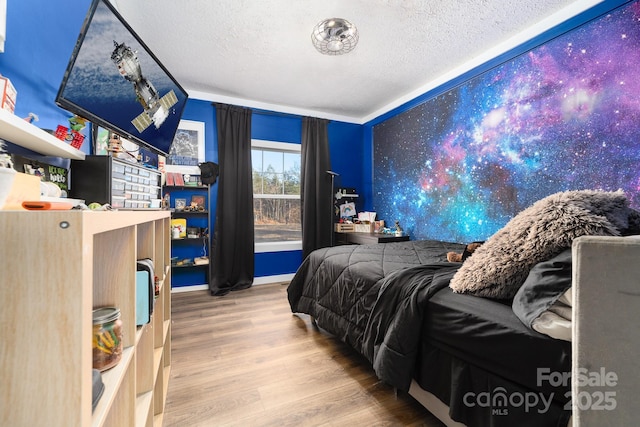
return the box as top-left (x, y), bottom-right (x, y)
top-left (211, 102), bottom-right (330, 121)
top-left (254, 109), bottom-right (333, 123)
top-left (253, 109), bottom-right (302, 119)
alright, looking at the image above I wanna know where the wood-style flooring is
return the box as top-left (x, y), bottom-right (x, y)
top-left (163, 283), bottom-right (445, 427)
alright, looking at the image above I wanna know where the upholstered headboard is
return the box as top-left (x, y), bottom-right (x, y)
top-left (572, 235), bottom-right (640, 426)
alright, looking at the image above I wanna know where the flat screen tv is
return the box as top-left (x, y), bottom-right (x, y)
top-left (56, 0), bottom-right (188, 156)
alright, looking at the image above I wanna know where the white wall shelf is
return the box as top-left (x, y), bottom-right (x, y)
top-left (0, 109), bottom-right (86, 160)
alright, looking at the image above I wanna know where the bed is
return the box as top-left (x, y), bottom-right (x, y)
top-left (287, 190), bottom-right (640, 426)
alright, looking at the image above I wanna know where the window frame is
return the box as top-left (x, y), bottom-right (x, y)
top-left (252, 139), bottom-right (302, 253)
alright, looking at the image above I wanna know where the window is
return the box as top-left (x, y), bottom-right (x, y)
top-left (251, 140), bottom-right (301, 251)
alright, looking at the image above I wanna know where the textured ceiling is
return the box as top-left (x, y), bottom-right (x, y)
top-left (113, 0), bottom-right (602, 123)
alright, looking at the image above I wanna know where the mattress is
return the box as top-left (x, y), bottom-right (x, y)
top-left (423, 286), bottom-right (572, 401)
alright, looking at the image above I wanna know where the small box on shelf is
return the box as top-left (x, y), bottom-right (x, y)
top-left (354, 223), bottom-right (374, 233)
top-left (335, 223), bottom-right (355, 233)
top-left (335, 222), bottom-right (375, 233)
top-left (0, 75), bottom-right (17, 113)
top-left (171, 218), bottom-right (187, 238)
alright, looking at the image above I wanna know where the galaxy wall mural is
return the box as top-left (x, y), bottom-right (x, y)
top-left (373, 1), bottom-right (640, 243)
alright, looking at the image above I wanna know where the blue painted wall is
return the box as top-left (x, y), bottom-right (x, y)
top-left (0, 0), bottom-right (92, 131)
top-left (0, 0), bottom-right (92, 168)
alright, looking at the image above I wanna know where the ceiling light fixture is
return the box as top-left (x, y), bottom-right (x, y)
top-left (311, 18), bottom-right (359, 56)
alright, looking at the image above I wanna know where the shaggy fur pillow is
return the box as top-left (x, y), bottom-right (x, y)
top-left (449, 190), bottom-right (630, 299)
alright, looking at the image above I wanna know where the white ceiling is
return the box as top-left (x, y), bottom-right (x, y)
top-left (113, 0), bottom-right (602, 124)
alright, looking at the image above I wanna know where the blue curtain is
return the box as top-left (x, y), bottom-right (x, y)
top-left (210, 104), bottom-right (254, 296)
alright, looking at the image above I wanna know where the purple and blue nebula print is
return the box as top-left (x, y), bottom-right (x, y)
top-left (373, 1), bottom-right (640, 243)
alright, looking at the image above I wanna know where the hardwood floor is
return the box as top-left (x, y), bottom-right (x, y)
top-left (163, 283), bottom-right (445, 427)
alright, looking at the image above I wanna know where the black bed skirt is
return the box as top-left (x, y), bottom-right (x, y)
top-left (414, 343), bottom-right (572, 427)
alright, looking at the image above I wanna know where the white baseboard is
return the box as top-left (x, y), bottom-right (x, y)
top-left (171, 284), bottom-right (208, 293)
top-left (253, 273), bottom-right (294, 285)
top-left (170, 273), bottom-right (294, 293)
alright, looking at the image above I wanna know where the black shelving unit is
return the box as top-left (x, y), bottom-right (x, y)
top-left (165, 184), bottom-right (211, 288)
top-left (332, 187), bottom-right (360, 246)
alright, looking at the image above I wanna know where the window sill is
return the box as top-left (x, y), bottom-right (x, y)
top-left (255, 241), bottom-right (302, 253)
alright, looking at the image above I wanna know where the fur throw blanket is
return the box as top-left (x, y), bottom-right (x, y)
top-left (449, 189), bottom-right (637, 299)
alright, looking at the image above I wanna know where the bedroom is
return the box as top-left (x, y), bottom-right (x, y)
top-left (1, 0), bottom-right (638, 426)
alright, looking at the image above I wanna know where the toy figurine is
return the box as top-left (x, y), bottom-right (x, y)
top-left (69, 115), bottom-right (87, 132)
top-left (54, 115), bottom-right (87, 149)
top-left (23, 113), bottom-right (39, 124)
top-left (0, 140), bottom-right (13, 169)
top-left (394, 220), bottom-right (403, 236)
top-left (108, 133), bottom-right (123, 155)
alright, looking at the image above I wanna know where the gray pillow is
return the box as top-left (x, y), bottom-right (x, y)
top-left (449, 190), bottom-right (628, 299)
top-left (512, 249), bottom-right (572, 329)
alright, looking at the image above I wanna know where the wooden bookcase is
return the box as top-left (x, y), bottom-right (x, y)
top-left (0, 210), bottom-right (171, 427)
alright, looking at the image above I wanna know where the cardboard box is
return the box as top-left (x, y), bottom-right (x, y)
top-left (354, 223), bottom-right (374, 233)
top-left (2, 172), bottom-right (40, 210)
top-left (0, 75), bottom-right (16, 113)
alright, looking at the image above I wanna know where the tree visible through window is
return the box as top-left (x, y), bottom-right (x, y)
top-left (251, 141), bottom-right (301, 243)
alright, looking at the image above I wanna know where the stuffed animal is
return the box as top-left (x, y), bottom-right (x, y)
top-left (447, 241), bottom-right (484, 263)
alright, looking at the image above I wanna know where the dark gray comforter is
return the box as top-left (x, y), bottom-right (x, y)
top-left (361, 263), bottom-right (460, 391)
top-left (287, 239), bottom-right (464, 391)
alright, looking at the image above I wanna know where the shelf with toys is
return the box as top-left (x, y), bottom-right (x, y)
top-left (0, 109), bottom-right (86, 160)
top-left (164, 176), bottom-right (210, 289)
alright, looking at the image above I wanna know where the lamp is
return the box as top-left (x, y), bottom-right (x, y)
top-left (311, 18), bottom-right (359, 56)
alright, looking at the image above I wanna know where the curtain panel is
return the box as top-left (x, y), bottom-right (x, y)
top-left (301, 117), bottom-right (332, 259)
top-left (210, 103), bottom-right (254, 296)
